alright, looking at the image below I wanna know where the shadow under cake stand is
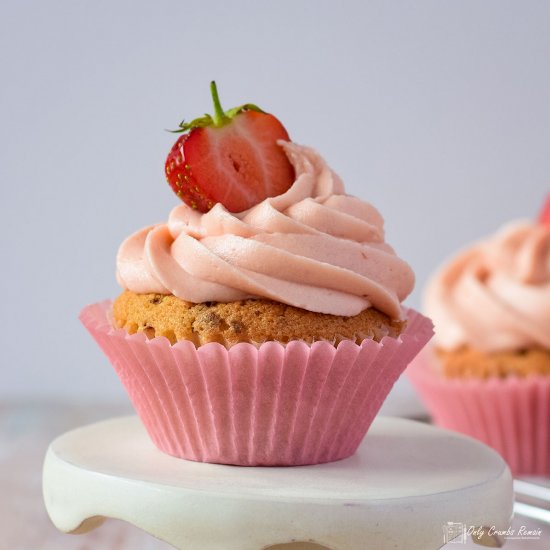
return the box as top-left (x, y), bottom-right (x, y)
top-left (43, 416), bottom-right (513, 550)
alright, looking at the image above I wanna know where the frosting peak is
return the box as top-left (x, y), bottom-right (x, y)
top-left (426, 221), bottom-right (550, 352)
top-left (117, 142), bottom-right (414, 318)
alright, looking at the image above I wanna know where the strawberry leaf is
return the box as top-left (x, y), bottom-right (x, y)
top-left (169, 114), bottom-right (214, 134)
top-left (225, 103), bottom-right (266, 118)
top-left (168, 83), bottom-right (268, 134)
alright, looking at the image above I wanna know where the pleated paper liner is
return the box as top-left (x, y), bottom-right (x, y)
top-left (407, 347), bottom-right (550, 476)
top-left (81, 301), bottom-right (433, 466)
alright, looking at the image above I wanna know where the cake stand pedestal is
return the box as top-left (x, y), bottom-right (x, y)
top-left (43, 416), bottom-right (513, 550)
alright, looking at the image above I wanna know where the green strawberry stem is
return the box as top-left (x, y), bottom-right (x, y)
top-left (210, 81), bottom-right (229, 127)
top-left (171, 82), bottom-right (266, 133)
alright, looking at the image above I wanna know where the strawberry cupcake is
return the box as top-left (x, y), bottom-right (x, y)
top-left (81, 82), bottom-right (433, 466)
top-left (408, 197), bottom-right (550, 475)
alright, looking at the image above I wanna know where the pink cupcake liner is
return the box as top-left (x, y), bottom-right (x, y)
top-left (80, 301), bottom-right (433, 466)
top-left (407, 347), bottom-right (550, 476)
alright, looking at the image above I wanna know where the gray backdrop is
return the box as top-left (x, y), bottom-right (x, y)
top-left (2, 0), bottom-right (548, 403)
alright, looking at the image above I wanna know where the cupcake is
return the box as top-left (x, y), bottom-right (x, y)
top-left (81, 82), bottom-right (433, 466)
top-left (408, 197), bottom-right (550, 475)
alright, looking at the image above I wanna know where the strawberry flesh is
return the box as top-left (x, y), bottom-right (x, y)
top-left (538, 194), bottom-right (550, 227)
top-left (165, 110), bottom-right (294, 213)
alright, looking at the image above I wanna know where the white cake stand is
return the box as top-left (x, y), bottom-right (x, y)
top-left (43, 416), bottom-right (513, 550)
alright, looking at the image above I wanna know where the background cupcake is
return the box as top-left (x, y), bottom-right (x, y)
top-left (81, 84), bottom-right (433, 466)
top-left (408, 197), bottom-right (550, 475)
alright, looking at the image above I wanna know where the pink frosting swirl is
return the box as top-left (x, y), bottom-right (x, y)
top-left (116, 142), bottom-right (414, 319)
top-left (425, 221), bottom-right (550, 352)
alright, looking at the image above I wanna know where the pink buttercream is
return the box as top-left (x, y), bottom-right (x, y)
top-left (425, 221), bottom-right (550, 352)
top-left (117, 142), bottom-right (414, 319)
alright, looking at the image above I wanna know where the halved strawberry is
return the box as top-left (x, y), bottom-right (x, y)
top-left (165, 82), bottom-right (295, 213)
top-left (538, 194), bottom-right (550, 227)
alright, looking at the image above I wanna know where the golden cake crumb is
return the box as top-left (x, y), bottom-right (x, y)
top-left (437, 346), bottom-right (550, 379)
top-left (113, 290), bottom-right (406, 346)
